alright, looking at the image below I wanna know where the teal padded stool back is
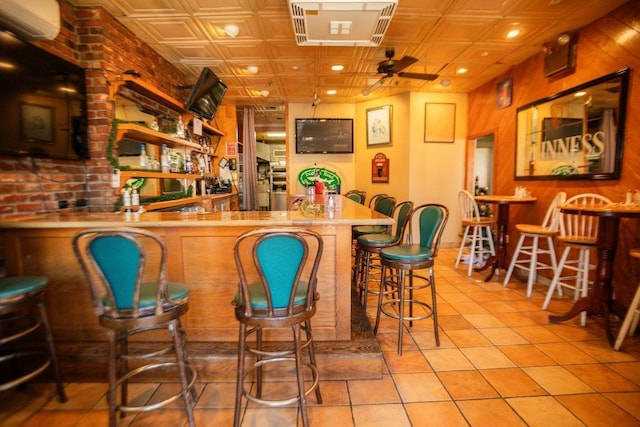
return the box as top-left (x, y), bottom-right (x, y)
top-left (374, 204), bottom-right (449, 355)
top-left (353, 201), bottom-right (414, 307)
top-left (233, 228), bottom-right (324, 427)
top-left (345, 190), bottom-right (366, 205)
top-left (73, 227), bottom-right (196, 427)
top-left (0, 275), bottom-right (67, 402)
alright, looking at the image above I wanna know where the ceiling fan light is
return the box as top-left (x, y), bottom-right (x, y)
top-left (361, 89), bottom-right (370, 96)
top-left (223, 24), bottom-right (240, 38)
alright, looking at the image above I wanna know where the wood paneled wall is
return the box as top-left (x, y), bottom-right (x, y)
top-left (467, 2), bottom-right (640, 305)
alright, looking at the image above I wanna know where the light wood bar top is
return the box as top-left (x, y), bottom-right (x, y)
top-left (0, 196), bottom-right (393, 229)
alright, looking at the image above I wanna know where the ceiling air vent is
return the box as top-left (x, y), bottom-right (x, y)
top-left (288, 0), bottom-right (398, 46)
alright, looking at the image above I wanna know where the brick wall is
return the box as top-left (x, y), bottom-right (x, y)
top-left (0, 0), bottom-right (187, 219)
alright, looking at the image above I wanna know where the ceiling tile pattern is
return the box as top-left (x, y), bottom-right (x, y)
top-left (70, 0), bottom-right (628, 125)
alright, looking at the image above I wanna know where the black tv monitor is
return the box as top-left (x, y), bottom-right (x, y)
top-left (184, 67), bottom-right (227, 120)
top-left (0, 31), bottom-right (89, 160)
top-left (295, 118), bottom-right (354, 154)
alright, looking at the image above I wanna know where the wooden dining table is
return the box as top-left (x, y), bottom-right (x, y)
top-left (474, 195), bottom-right (537, 281)
top-left (549, 202), bottom-right (640, 346)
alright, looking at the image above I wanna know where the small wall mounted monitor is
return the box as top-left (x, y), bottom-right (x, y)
top-left (295, 118), bottom-right (354, 154)
top-left (184, 67), bottom-right (228, 120)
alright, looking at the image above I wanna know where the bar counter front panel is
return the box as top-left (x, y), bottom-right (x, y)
top-left (0, 198), bottom-right (392, 344)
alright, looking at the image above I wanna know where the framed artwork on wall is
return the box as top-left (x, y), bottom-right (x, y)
top-left (366, 105), bottom-right (392, 146)
top-left (424, 103), bottom-right (455, 143)
top-left (496, 78), bottom-right (513, 109)
top-left (20, 103), bottom-right (54, 144)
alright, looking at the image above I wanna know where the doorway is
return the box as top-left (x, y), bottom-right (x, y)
top-left (474, 134), bottom-right (494, 195)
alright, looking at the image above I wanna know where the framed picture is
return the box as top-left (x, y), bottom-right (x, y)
top-left (496, 77), bottom-right (512, 109)
top-left (366, 105), bottom-right (392, 146)
top-left (424, 103), bottom-right (456, 143)
top-left (20, 103), bottom-right (54, 144)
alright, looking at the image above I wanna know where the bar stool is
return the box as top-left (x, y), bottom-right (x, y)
top-left (503, 192), bottom-right (566, 298)
top-left (542, 193), bottom-right (612, 326)
top-left (614, 249), bottom-right (640, 351)
top-left (233, 228), bottom-right (323, 427)
top-left (344, 190), bottom-right (366, 204)
top-left (374, 204), bottom-right (449, 355)
top-left (72, 228), bottom-right (196, 427)
top-left (455, 190), bottom-right (496, 276)
top-left (0, 276), bottom-right (67, 402)
top-left (353, 201), bottom-right (413, 308)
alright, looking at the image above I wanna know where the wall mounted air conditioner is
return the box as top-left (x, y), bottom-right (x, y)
top-left (0, 0), bottom-right (60, 40)
top-left (288, 0), bottom-right (397, 46)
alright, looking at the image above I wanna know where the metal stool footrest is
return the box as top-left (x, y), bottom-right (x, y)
top-left (380, 299), bottom-right (434, 322)
top-left (0, 351), bottom-right (51, 392)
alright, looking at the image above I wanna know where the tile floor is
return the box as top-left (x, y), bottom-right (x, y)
top-left (2, 248), bottom-right (640, 426)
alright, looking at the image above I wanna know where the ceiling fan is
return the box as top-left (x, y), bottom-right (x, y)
top-left (356, 47), bottom-right (440, 94)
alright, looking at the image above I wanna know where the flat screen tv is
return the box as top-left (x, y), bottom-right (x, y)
top-left (184, 67), bottom-right (228, 121)
top-left (295, 118), bottom-right (354, 154)
top-left (0, 31), bottom-right (89, 160)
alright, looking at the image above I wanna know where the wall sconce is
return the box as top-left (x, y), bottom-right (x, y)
top-left (223, 24), bottom-right (240, 38)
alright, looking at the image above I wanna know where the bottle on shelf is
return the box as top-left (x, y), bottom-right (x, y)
top-left (131, 189), bottom-right (140, 207)
top-left (161, 144), bottom-right (170, 173)
top-left (122, 188), bottom-right (131, 212)
top-left (176, 116), bottom-right (185, 138)
top-left (139, 144), bottom-right (148, 169)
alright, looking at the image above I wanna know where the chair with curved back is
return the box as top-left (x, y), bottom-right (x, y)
top-left (233, 228), bottom-right (323, 427)
top-left (542, 193), bottom-right (612, 326)
top-left (344, 190), bottom-right (366, 205)
top-left (374, 204), bottom-right (449, 355)
top-left (72, 228), bottom-right (196, 427)
top-left (455, 190), bottom-right (496, 276)
top-left (503, 192), bottom-right (567, 298)
top-left (353, 201), bottom-right (414, 308)
top-left (0, 275), bottom-right (67, 403)
top-left (352, 195), bottom-right (396, 239)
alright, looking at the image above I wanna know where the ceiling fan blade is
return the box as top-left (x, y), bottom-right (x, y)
top-left (367, 76), bottom-right (389, 91)
top-left (397, 71), bottom-right (439, 81)
top-left (391, 55), bottom-right (418, 73)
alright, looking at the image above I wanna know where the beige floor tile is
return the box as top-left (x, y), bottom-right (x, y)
top-left (572, 339), bottom-right (639, 363)
top-left (308, 380), bottom-right (350, 406)
top-left (19, 409), bottom-right (88, 427)
top-left (498, 344), bottom-right (557, 367)
top-left (493, 311), bottom-right (540, 327)
top-left (197, 382), bottom-right (239, 408)
top-left (307, 405), bottom-right (354, 427)
top-left (422, 348), bottom-right (475, 371)
top-left (404, 401), bottom-right (468, 427)
top-left (479, 327), bottom-right (528, 345)
top-left (506, 396), bottom-right (584, 427)
top-left (480, 367), bottom-right (547, 397)
top-left (437, 370), bottom-right (499, 399)
top-left (44, 382), bottom-right (108, 410)
top-left (375, 331), bottom-right (418, 354)
top-left (460, 346), bottom-right (517, 369)
top-left (462, 313), bottom-right (508, 328)
top-left (604, 392), bottom-right (640, 420)
top-left (392, 372), bottom-right (451, 402)
top-left (411, 330), bottom-right (454, 349)
top-left (437, 314), bottom-right (475, 331)
top-left (383, 349), bottom-right (432, 373)
top-left (193, 408), bottom-right (235, 427)
top-left (347, 375), bottom-right (401, 405)
top-left (511, 325), bottom-right (564, 343)
top-left (438, 292), bottom-right (474, 303)
top-left (445, 328), bottom-right (493, 347)
top-left (447, 301), bottom-right (489, 314)
top-left (535, 342), bottom-right (598, 364)
top-left (477, 300), bottom-right (519, 313)
top-left (456, 398), bottom-right (527, 426)
top-left (608, 361), bottom-right (640, 384)
top-left (240, 407), bottom-right (299, 427)
top-left (351, 403), bottom-right (411, 427)
top-left (545, 323), bottom-right (602, 341)
top-left (523, 366), bottom-right (594, 395)
top-left (564, 363), bottom-right (640, 392)
top-left (556, 393), bottom-right (640, 426)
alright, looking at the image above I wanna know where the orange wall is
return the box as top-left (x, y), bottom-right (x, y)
top-left (467, 2), bottom-right (640, 304)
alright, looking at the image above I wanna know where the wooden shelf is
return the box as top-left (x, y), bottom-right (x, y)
top-left (120, 170), bottom-right (202, 181)
top-left (115, 123), bottom-right (204, 151)
top-left (144, 196), bottom-right (203, 211)
top-left (109, 74), bottom-right (187, 113)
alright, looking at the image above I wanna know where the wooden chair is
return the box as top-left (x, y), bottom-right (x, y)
top-left (614, 249), bottom-right (640, 351)
top-left (232, 228), bottom-right (323, 427)
top-left (455, 190), bottom-right (496, 276)
top-left (542, 193), bottom-right (612, 326)
top-left (503, 192), bottom-right (566, 297)
top-left (73, 228), bottom-right (196, 427)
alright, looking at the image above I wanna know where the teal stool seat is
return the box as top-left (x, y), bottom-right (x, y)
top-left (0, 275), bottom-right (67, 402)
top-left (380, 245), bottom-right (433, 261)
top-left (0, 276), bottom-right (47, 299)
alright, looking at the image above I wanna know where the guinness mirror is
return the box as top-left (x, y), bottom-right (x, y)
top-left (515, 68), bottom-right (629, 180)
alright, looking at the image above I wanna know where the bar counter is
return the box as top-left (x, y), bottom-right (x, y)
top-left (0, 197), bottom-right (391, 344)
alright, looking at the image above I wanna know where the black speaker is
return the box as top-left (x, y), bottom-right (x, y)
top-left (543, 33), bottom-right (577, 78)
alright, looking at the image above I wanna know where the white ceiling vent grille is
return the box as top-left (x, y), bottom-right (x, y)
top-left (288, 0), bottom-right (397, 46)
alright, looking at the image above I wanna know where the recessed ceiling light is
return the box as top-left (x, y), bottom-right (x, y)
top-left (480, 51), bottom-right (489, 57)
top-left (260, 90), bottom-right (269, 97)
top-left (0, 61), bottom-right (14, 69)
top-left (361, 89), bottom-right (370, 96)
top-left (507, 29), bottom-right (520, 39)
top-left (247, 65), bottom-right (259, 74)
top-left (456, 67), bottom-right (467, 74)
top-left (331, 64), bottom-right (344, 71)
top-left (326, 89), bottom-right (337, 95)
top-left (291, 65), bottom-right (300, 71)
top-left (440, 79), bottom-right (451, 87)
top-left (574, 91), bottom-right (587, 97)
top-left (223, 24), bottom-right (240, 38)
